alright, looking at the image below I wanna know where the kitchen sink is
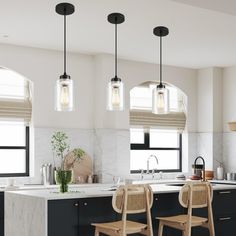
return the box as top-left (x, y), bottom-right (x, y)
top-left (165, 183), bottom-right (185, 187)
top-left (101, 187), bottom-right (117, 191)
top-left (166, 183), bottom-right (216, 187)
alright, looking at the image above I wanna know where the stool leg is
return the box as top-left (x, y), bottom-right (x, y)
top-left (208, 215), bottom-right (215, 236)
top-left (158, 221), bottom-right (164, 236)
top-left (95, 228), bottom-right (99, 236)
top-left (182, 230), bottom-right (187, 236)
top-left (208, 222), bottom-right (215, 236)
top-left (185, 226), bottom-right (191, 236)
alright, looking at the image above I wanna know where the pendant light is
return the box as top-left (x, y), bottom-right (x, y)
top-left (107, 13), bottom-right (125, 111)
top-left (55, 3), bottom-right (74, 111)
top-left (152, 26), bottom-right (170, 114)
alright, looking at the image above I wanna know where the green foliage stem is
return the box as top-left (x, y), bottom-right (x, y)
top-left (51, 131), bottom-right (86, 171)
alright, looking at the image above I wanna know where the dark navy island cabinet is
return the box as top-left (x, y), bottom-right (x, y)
top-left (213, 189), bottom-right (236, 235)
top-left (47, 189), bottom-right (236, 236)
top-left (0, 192), bottom-right (3, 236)
top-left (48, 197), bottom-right (116, 236)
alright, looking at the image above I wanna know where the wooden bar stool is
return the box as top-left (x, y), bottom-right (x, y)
top-left (92, 184), bottom-right (154, 236)
top-left (157, 182), bottom-right (215, 236)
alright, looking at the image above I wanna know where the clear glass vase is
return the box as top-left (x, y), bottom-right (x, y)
top-left (55, 170), bottom-right (72, 193)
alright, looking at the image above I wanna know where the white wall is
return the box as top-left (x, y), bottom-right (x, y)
top-left (0, 43), bottom-right (201, 184)
top-left (197, 67), bottom-right (222, 133)
top-left (223, 67), bottom-right (236, 132)
top-left (3, 43), bottom-right (236, 183)
top-left (197, 68), bottom-right (213, 132)
top-left (196, 68), bottom-right (223, 170)
top-left (0, 44), bottom-right (96, 184)
top-left (223, 67), bottom-right (236, 173)
top-left (0, 43), bottom-right (94, 129)
top-left (94, 54), bottom-right (197, 131)
top-left (213, 68), bottom-right (223, 133)
top-left (93, 54), bottom-right (198, 181)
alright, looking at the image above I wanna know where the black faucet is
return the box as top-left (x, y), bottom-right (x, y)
top-left (194, 156), bottom-right (205, 181)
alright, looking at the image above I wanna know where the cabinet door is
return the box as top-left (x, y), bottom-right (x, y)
top-left (152, 193), bottom-right (183, 236)
top-left (213, 189), bottom-right (236, 236)
top-left (191, 226), bottom-right (209, 236)
top-left (78, 197), bottom-right (116, 236)
top-left (0, 192), bottom-right (4, 236)
top-left (213, 189), bottom-right (236, 216)
top-left (190, 207), bottom-right (209, 236)
top-left (214, 214), bottom-right (236, 236)
top-left (48, 199), bottom-right (79, 236)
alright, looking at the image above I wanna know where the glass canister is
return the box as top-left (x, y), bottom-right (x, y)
top-left (42, 163), bottom-right (52, 185)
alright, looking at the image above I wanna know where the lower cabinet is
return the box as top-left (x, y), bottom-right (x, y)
top-left (191, 208), bottom-right (209, 236)
top-left (214, 214), bottom-right (236, 236)
top-left (48, 197), bottom-right (116, 236)
top-left (152, 193), bottom-right (183, 236)
top-left (48, 188), bottom-right (236, 236)
top-left (48, 193), bottom-right (184, 236)
top-left (48, 198), bottom-right (79, 236)
top-left (77, 197), bottom-right (116, 235)
top-left (0, 192), bottom-right (4, 236)
top-left (213, 189), bottom-right (236, 236)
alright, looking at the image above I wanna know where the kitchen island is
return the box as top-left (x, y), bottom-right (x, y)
top-left (5, 182), bottom-right (236, 236)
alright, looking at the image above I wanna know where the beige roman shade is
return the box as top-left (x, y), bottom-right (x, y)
top-left (0, 78), bottom-right (32, 125)
top-left (130, 110), bottom-right (186, 132)
top-left (0, 99), bottom-right (32, 124)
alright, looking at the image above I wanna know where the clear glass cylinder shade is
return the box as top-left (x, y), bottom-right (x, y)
top-left (152, 86), bottom-right (169, 114)
top-left (55, 78), bottom-right (74, 111)
top-left (107, 80), bottom-right (124, 111)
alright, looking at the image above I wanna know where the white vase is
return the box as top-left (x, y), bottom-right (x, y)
top-left (216, 166), bottom-right (224, 180)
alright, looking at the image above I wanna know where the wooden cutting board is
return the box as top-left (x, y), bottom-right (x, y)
top-left (64, 150), bottom-right (93, 184)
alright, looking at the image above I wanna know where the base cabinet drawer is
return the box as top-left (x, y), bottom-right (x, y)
top-left (213, 190), bottom-right (236, 215)
top-left (0, 192), bottom-right (4, 236)
top-left (214, 214), bottom-right (236, 236)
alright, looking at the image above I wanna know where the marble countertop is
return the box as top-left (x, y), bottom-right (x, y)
top-left (210, 179), bottom-right (236, 185)
top-left (5, 182), bottom-right (236, 200)
top-left (0, 183), bottom-right (104, 192)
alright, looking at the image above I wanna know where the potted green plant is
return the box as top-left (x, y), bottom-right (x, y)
top-left (51, 131), bottom-right (85, 193)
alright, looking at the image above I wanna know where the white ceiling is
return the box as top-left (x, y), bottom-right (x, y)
top-left (172, 0), bottom-right (236, 16)
top-left (0, 0), bottom-right (236, 69)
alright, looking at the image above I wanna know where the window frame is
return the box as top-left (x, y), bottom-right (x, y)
top-left (0, 126), bottom-right (30, 177)
top-left (130, 132), bottom-right (182, 173)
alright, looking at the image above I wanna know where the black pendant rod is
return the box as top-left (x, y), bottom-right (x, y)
top-left (160, 35), bottom-right (162, 85)
top-left (153, 26), bottom-right (169, 87)
top-left (107, 13), bottom-right (125, 80)
top-left (56, 2), bottom-right (75, 78)
top-left (115, 23), bottom-right (117, 77)
top-left (64, 14), bottom-right (67, 75)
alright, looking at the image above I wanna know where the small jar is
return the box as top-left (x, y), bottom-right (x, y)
top-left (87, 175), bottom-right (93, 184)
top-left (93, 175), bottom-right (98, 183)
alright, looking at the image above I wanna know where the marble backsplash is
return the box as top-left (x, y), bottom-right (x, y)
top-left (0, 128), bottom-right (94, 185)
top-left (223, 132), bottom-right (236, 173)
top-left (0, 127), bottom-right (234, 185)
top-left (196, 132), bottom-right (223, 170)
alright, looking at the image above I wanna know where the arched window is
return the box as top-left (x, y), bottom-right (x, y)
top-left (130, 81), bottom-right (186, 173)
top-left (0, 68), bottom-right (32, 177)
